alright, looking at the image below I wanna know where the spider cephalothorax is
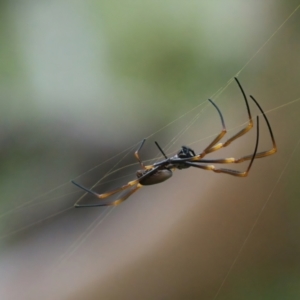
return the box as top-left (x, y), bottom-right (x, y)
top-left (177, 146), bottom-right (196, 159)
top-left (72, 77), bottom-right (277, 207)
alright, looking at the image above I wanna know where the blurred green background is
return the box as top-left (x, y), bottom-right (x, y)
top-left (1, 1), bottom-right (300, 299)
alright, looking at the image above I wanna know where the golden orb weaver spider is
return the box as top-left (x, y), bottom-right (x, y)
top-left (72, 77), bottom-right (277, 207)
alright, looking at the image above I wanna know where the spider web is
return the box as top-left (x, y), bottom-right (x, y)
top-left (1, 3), bottom-right (300, 299)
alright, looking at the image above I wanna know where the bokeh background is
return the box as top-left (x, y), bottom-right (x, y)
top-left (1, 1), bottom-right (300, 299)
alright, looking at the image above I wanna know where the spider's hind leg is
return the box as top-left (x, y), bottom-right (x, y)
top-left (135, 139), bottom-right (147, 169)
top-left (135, 139), bottom-right (162, 170)
top-left (72, 178), bottom-right (140, 207)
top-left (74, 183), bottom-right (143, 207)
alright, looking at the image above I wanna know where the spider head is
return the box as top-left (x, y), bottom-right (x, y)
top-left (177, 146), bottom-right (196, 158)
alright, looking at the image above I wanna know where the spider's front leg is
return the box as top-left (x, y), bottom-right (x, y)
top-left (194, 93), bottom-right (276, 164)
top-left (186, 116), bottom-right (260, 177)
top-left (192, 78), bottom-right (276, 163)
top-left (193, 77), bottom-right (253, 161)
top-left (240, 95), bottom-right (276, 160)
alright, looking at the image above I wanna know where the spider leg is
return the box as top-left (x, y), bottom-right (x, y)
top-left (74, 184), bottom-right (143, 207)
top-left (72, 166), bottom-right (161, 207)
top-left (192, 77), bottom-right (277, 163)
top-left (199, 98), bottom-right (227, 154)
top-left (193, 77), bottom-right (253, 160)
top-left (185, 116), bottom-right (259, 177)
top-left (134, 139), bottom-right (147, 169)
top-left (72, 178), bottom-right (140, 203)
top-left (194, 94), bottom-right (277, 164)
top-left (245, 95), bottom-right (277, 159)
top-left (155, 141), bottom-right (168, 159)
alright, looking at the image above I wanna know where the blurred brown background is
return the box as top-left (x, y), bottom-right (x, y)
top-left (1, 1), bottom-right (300, 299)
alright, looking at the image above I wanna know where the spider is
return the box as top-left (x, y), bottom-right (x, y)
top-left (72, 77), bottom-right (277, 207)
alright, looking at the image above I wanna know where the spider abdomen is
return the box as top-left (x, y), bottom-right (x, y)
top-left (138, 169), bottom-right (172, 186)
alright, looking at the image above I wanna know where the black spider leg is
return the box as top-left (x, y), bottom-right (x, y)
top-left (155, 141), bottom-right (168, 159)
top-left (183, 116), bottom-right (260, 177)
